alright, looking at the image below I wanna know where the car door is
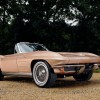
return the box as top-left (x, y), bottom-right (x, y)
top-left (17, 53), bottom-right (31, 72)
top-left (1, 54), bottom-right (18, 73)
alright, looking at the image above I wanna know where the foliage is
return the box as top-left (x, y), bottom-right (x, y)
top-left (0, 0), bottom-right (100, 54)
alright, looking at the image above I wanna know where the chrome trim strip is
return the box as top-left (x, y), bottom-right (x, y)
top-left (2, 72), bottom-right (32, 77)
top-left (17, 43), bottom-right (22, 53)
top-left (53, 64), bottom-right (85, 68)
top-left (63, 65), bottom-right (85, 67)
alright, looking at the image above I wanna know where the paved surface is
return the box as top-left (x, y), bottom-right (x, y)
top-left (0, 73), bottom-right (100, 100)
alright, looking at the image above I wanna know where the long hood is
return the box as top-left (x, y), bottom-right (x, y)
top-left (58, 52), bottom-right (100, 64)
top-left (26, 51), bottom-right (98, 58)
top-left (58, 52), bottom-right (99, 57)
top-left (23, 51), bottom-right (100, 64)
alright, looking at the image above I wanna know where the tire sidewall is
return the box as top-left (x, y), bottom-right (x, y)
top-left (32, 61), bottom-right (50, 87)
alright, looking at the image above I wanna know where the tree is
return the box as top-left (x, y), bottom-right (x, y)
top-left (68, 0), bottom-right (100, 54)
top-left (0, 0), bottom-right (100, 54)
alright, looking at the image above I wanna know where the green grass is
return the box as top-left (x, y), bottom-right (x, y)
top-left (94, 69), bottom-right (100, 73)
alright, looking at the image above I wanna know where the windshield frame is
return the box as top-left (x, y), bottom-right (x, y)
top-left (15, 42), bottom-right (49, 53)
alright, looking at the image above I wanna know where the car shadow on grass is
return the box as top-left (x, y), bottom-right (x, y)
top-left (53, 80), bottom-right (91, 88)
top-left (4, 76), bottom-right (33, 83)
top-left (3, 76), bottom-right (100, 88)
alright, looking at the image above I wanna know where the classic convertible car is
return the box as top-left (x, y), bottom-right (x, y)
top-left (0, 42), bottom-right (100, 87)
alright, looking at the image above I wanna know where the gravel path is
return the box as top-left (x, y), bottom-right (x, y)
top-left (0, 73), bottom-right (100, 100)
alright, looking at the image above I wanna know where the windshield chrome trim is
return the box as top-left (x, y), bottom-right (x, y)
top-left (16, 42), bottom-right (49, 53)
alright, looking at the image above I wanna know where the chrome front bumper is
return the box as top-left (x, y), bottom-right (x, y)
top-left (53, 64), bottom-right (100, 74)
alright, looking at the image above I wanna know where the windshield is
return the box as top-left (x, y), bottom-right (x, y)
top-left (17, 43), bottom-right (48, 53)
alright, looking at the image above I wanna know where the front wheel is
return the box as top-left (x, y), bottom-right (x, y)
top-left (32, 61), bottom-right (57, 87)
top-left (73, 70), bottom-right (93, 81)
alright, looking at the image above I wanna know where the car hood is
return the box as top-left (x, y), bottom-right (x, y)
top-left (25, 51), bottom-right (99, 59)
top-left (58, 52), bottom-right (100, 64)
top-left (23, 51), bottom-right (100, 64)
top-left (58, 52), bottom-right (99, 57)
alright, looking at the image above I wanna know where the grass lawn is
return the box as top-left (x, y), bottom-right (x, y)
top-left (94, 69), bottom-right (100, 73)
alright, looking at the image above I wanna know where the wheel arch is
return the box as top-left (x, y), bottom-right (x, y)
top-left (31, 59), bottom-right (54, 73)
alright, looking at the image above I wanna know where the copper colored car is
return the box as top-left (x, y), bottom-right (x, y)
top-left (0, 42), bottom-right (100, 87)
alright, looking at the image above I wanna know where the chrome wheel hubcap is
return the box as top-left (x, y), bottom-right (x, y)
top-left (37, 66), bottom-right (47, 82)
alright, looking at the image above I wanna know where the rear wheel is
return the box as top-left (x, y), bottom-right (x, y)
top-left (73, 69), bottom-right (93, 81)
top-left (32, 61), bottom-right (57, 87)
